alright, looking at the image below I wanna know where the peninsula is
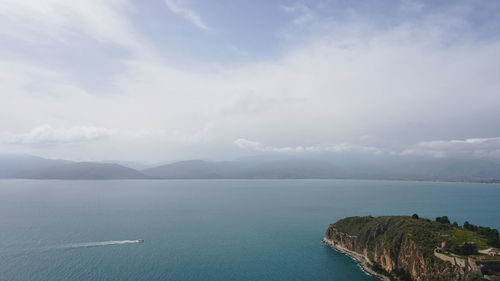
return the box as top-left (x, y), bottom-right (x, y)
top-left (323, 215), bottom-right (500, 281)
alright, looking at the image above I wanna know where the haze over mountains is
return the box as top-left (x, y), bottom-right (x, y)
top-left (1, 154), bottom-right (500, 182)
top-left (0, 154), bottom-right (146, 180)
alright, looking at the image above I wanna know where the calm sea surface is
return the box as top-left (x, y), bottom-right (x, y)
top-left (0, 179), bottom-right (499, 281)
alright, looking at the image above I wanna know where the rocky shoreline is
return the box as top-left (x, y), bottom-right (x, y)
top-left (322, 238), bottom-right (390, 281)
top-left (324, 215), bottom-right (500, 280)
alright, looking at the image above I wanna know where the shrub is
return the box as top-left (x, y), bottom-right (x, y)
top-left (436, 216), bottom-right (450, 224)
top-left (451, 242), bottom-right (478, 255)
top-left (463, 221), bottom-right (500, 247)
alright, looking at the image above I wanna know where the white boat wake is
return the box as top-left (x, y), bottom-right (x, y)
top-left (3, 240), bottom-right (144, 258)
top-left (58, 240), bottom-right (143, 249)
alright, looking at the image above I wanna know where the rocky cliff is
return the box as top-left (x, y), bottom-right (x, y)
top-left (324, 216), bottom-right (496, 281)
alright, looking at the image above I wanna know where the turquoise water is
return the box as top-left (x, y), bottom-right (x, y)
top-left (0, 179), bottom-right (499, 281)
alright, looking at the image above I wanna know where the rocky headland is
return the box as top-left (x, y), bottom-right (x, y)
top-left (323, 215), bottom-right (500, 281)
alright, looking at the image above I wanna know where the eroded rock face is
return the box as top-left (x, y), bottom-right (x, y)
top-left (325, 225), bottom-right (465, 281)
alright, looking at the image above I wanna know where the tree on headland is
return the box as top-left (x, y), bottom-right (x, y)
top-left (435, 216), bottom-right (450, 224)
top-left (464, 221), bottom-right (472, 230)
top-left (411, 214), bottom-right (419, 219)
top-left (451, 242), bottom-right (478, 255)
top-left (464, 221), bottom-right (500, 247)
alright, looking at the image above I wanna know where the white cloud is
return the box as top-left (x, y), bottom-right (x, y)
top-left (400, 0), bottom-right (425, 12)
top-left (2, 125), bottom-right (111, 144)
top-left (233, 138), bottom-right (382, 154)
top-left (1, 1), bottom-right (500, 161)
top-left (164, 0), bottom-right (209, 30)
top-left (233, 138), bottom-right (263, 149)
top-left (0, 0), bottom-right (141, 50)
top-left (235, 136), bottom-right (500, 159)
top-left (281, 4), bottom-right (314, 25)
top-left (402, 137), bottom-right (500, 158)
top-left (1, 124), bottom-right (215, 147)
top-left (323, 143), bottom-right (382, 154)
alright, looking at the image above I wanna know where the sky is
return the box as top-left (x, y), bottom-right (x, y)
top-left (1, 0), bottom-right (500, 162)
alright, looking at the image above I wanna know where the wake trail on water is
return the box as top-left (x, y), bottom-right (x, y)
top-left (3, 240), bottom-right (143, 259)
top-left (57, 240), bottom-right (142, 249)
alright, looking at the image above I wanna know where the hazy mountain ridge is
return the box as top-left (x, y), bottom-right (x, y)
top-left (29, 162), bottom-right (148, 180)
top-left (0, 155), bottom-right (148, 179)
top-left (1, 154), bottom-right (500, 182)
top-left (0, 154), bottom-right (71, 178)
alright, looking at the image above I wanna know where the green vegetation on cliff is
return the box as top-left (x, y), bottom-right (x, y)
top-left (332, 216), bottom-right (499, 258)
top-left (333, 216), bottom-right (447, 258)
top-left (326, 215), bottom-right (500, 280)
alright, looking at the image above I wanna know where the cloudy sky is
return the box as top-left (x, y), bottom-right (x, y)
top-left (1, 0), bottom-right (500, 162)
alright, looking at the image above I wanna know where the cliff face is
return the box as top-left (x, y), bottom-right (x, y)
top-left (324, 216), bottom-right (484, 281)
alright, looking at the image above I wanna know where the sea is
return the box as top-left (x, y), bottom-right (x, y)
top-left (0, 179), bottom-right (499, 281)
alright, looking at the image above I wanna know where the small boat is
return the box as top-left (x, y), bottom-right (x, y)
top-left (138, 239), bottom-right (144, 243)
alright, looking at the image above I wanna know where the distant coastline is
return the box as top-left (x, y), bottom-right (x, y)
top-left (1, 178), bottom-right (499, 185)
top-left (2, 154), bottom-right (500, 182)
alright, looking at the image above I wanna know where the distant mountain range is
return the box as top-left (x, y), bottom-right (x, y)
top-left (0, 154), bottom-right (146, 179)
top-left (1, 154), bottom-right (500, 182)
